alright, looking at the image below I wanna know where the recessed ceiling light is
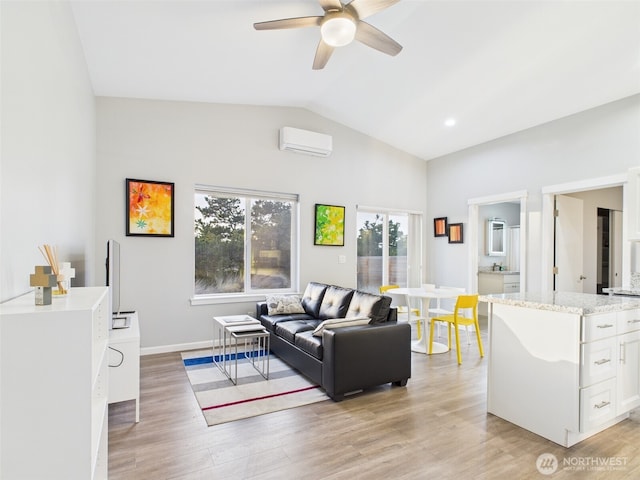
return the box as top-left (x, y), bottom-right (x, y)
top-left (444, 118), bottom-right (456, 127)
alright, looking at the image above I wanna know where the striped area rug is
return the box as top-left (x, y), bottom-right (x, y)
top-left (181, 349), bottom-right (329, 426)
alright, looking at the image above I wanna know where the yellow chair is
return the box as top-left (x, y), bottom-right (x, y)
top-left (429, 294), bottom-right (484, 365)
top-left (379, 285), bottom-right (423, 340)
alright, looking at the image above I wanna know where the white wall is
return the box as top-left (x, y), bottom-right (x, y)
top-left (94, 97), bottom-right (427, 350)
top-left (427, 94), bottom-right (640, 292)
top-left (4, 1), bottom-right (638, 352)
top-left (0, 1), bottom-right (96, 302)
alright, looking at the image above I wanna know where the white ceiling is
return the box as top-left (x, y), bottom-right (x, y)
top-left (70, 0), bottom-right (640, 161)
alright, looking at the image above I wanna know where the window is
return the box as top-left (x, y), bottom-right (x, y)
top-left (194, 185), bottom-right (298, 298)
top-left (356, 208), bottom-right (422, 294)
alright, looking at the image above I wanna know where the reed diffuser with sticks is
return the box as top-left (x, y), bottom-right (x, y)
top-left (38, 244), bottom-right (67, 296)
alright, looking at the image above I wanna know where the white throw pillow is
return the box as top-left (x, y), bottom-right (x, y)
top-left (312, 317), bottom-right (370, 337)
top-left (266, 295), bottom-right (305, 315)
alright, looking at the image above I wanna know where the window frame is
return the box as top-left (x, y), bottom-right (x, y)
top-left (191, 184), bottom-right (299, 305)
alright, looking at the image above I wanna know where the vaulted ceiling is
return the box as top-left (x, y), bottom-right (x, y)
top-left (70, 0), bottom-right (640, 160)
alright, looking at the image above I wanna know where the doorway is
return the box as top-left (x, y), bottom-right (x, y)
top-left (553, 188), bottom-right (622, 294)
top-left (597, 207), bottom-right (623, 293)
top-left (468, 190), bottom-right (528, 298)
top-left (542, 177), bottom-right (626, 293)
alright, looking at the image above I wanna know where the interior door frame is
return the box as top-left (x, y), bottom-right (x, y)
top-left (541, 174), bottom-right (628, 292)
top-left (468, 190), bottom-right (528, 295)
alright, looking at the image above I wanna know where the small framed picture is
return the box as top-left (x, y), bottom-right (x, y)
top-left (448, 223), bottom-right (463, 244)
top-left (126, 178), bottom-right (175, 237)
top-left (314, 204), bottom-right (345, 246)
top-left (434, 217), bottom-right (448, 237)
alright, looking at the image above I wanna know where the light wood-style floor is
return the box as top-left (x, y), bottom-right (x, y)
top-left (108, 321), bottom-right (640, 479)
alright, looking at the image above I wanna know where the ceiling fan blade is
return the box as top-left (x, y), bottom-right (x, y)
top-left (348, 0), bottom-right (401, 19)
top-left (313, 40), bottom-right (335, 70)
top-left (254, 16), bottom-right (322, 31)
top-left (355, 21), bottom-right (402, 56)
top-left (318, 0), bottom-right (344, 12)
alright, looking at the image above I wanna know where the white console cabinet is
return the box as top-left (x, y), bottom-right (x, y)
top-left (109, 312), bottom-right (140, 422)
top-left (0, 287), bottom-right (109, 479)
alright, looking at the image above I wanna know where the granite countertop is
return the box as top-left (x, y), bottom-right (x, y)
top-left (603, 287), bottom-right (640, 296)
top-left (478, 270), bottom-right (520, 275)
top-left (479, 291), bottom-right (640, 315)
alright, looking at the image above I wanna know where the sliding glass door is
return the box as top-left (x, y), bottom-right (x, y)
top-left (356, 208), bottom-right (422, 294)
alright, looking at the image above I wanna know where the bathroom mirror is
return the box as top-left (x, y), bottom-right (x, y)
top-left (486, 219), bottom-right (506, 256)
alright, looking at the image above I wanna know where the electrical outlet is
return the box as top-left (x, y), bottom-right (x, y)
top-left (338, 255), bottom-right (346, 264)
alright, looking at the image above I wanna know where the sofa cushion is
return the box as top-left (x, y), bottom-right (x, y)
top-left (274, 319), bottom-right (322, 343)
top-left (260, 313), bottom-right (315, 333)
top-left (301, 282), bottom-right (329, 317)
top-left (311, 317), bottom-right (371, 336)
top-left (346, 291), bottom-right (393, 324)
top-left (265, 294), bottom-right (305, 315)
top-left (294, 331), bottom-right (324, 360)
top-left (318, 286), bottom-right (355, 320)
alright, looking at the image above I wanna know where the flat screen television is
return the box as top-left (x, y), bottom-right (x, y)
top-left (106, 239), bottom-right (127, 327)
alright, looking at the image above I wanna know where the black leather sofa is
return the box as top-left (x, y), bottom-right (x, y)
top-left (256, 282), bottom-right (411, 401)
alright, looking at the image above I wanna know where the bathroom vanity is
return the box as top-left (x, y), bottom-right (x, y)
top-left (482, 292), bottom-right (640, 447)
top-left (478, 271), bottom-right (520, 294)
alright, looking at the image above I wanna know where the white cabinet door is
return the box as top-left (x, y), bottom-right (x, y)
top-left (617, 330), bottom-right (640, 413)
top-left (478, 273), bottom-right (503, 294)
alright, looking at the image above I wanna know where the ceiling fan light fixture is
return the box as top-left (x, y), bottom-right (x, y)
top-left (321, 15), bottom-right (357, 47)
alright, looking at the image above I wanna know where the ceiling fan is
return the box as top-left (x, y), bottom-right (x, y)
top-left (254, 0), bottom-right (403, 70)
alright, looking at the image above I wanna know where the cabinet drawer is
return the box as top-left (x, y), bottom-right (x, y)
top-left (580, 338), bottom-right (617, 387)
top-left (503, 274), bottom-right (519, 283)
top-left (618, 309), bottom-right (640, 335)
top-left (503, 282), bottom-right (520, 293)
top-left (580, 378), bottom-right (616, 432)
top-left (582, 312), bottom-right (617, 342)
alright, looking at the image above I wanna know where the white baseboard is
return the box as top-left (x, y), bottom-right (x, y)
top-left (141, 340), bottom-right (213, 356)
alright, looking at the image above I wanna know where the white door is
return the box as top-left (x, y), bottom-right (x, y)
top-left (555, 195), bottom-right (585, 292)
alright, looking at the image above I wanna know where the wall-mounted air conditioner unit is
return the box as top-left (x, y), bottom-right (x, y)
top-left (279, 127), bottom-right (333, 157)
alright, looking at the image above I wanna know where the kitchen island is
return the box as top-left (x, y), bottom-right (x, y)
top-left (482, 292), bottom-right (640, 447)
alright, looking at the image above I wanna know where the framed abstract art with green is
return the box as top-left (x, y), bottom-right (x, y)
top-left (314, 204), bottom-right (345, 246)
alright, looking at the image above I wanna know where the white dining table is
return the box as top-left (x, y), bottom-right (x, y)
top-left (386, 287), bottom-right (460, 354)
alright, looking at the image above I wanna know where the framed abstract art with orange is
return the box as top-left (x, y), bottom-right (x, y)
top-left (126, 178), bottom-right (175, 237)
